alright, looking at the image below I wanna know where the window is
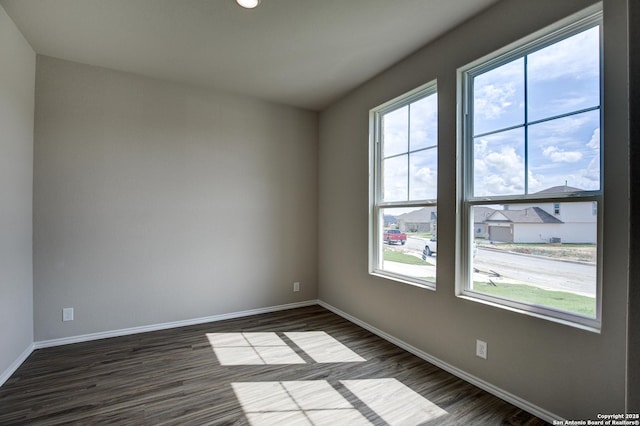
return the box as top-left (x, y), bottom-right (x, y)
top-left (459, 8), bottom-right (602, 329)
top-left (370, 83), bottom-right (438, 287)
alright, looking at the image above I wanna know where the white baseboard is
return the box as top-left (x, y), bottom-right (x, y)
top-left (2, 300), bottom-right (317, 388)
top-left (33, 300), bottom-right (318, 349)
top-left (317, 300), bottom-right (561, 424)
top-left (0, 343), bottom-right (35, 388)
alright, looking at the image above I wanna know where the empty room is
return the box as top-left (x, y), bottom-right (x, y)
top-left (0, 0), bottom-right (637, 424)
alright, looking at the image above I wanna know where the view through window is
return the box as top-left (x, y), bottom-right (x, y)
top-left (370, 83), bottom-right (438, 287)
top-left (460, 10), bottom-right (602, 328)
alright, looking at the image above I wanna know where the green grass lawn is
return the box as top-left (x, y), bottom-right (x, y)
top-left (383, 250), bottom-right (433, 266)
top-left (473, 281), bottom-right (596, 317)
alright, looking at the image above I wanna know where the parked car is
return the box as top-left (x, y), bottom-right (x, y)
top-left (421, 240), bottom-right (478, 258)
top-left (422, 238), bottom-right (437, 257)
top-left (383, 229), bottom-right (407, 245)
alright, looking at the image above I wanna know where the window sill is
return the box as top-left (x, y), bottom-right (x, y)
top-left (370, 270), bottom-right (436, 292)
top-left (457, 291), bottom-right (601, 334)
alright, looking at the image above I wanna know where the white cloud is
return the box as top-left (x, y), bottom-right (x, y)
top-left (481, 173), bottom-right (524, 195)
top-left (410, 166), bottom-right (437, 200)
top-left (544, 94), bottom-right (593, 113)
top-left (474, 144), bottom-right (525, 195)
top-left (542, 146), bottom-right (583, 163)
top-left (529, 150), bottom-right (600, 192)
top-left (527, 170), bottom-right (542, 191)
top-left (383, 156), bottom-right (408, 201)
top-left (582, 155), bottom-right (601, 185)
top-left (383, 106), bottom-right (408, 156)
top-left (528, 27), bottom-right (599, 82)
top-left (485, 146), bottom-right (522, 170)
top-left (475, 138), bottom-right (489, 154)
top-left (475, 83), bottom-right (517, 120)
top-left (535, 113), bottom-right (593, 137)
top-left (414, 166), bottom-right (436, 182)
top-left (472, 58), bottom-right (523, 129)
top-left (587, 128), bottom-right (600, 150)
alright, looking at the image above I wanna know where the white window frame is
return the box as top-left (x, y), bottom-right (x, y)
top-left (369, 82), bottom-right (438, 289)
top-left (457, 6), bottom-right (603, 331)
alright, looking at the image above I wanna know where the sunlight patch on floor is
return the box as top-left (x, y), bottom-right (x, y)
top-left (284, 331), bottom-right (366, 363)
top-left (232, 379), bottom-right (448, 425)
top-left (206, 332), bottom-right (305, 365)
top-left (232, 381), bottom-right (369, 425)
top-left (341, 378), bottom-right (448, 424)
top-left (206, 331), bottom-right (365, 365)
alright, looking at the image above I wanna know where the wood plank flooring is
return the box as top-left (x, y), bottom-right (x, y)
top-left (0, 306), bottom-right (548, 425)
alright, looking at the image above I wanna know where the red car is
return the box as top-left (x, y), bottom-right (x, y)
top-left (383, 229), bottom-right (406, 245)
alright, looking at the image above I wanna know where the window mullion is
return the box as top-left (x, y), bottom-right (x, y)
top-left (473, 123), bottom-right (524, 139)
top-left (406, 104), bottom-right (411, 202)
top-left (524, 55), bottom-right (529, 195)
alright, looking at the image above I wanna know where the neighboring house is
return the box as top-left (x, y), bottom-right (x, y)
top-left (484, 207), bottom-right (564, 243)
top-left (481, 185), bottom-right (598, 244)
top-left (389, 186), bottom-right (597, 243)
top-left (383, 215), bottom-right (398, 228)
top-left (396, 207), bottom-right (437, 234)
top-left (473, 206), bottom-right (495, 238)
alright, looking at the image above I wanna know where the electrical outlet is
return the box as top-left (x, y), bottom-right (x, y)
top-left (293, 282), bottom-right (300, 292)
top-left (476, 339), bottom-right (487, 359)
top-left (63, 307), bottom-right (74, 322)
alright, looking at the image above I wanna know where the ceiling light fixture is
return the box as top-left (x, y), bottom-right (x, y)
top-left (236, 0), bottom-right (261, 9)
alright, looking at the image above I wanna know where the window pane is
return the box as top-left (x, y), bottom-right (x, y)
top-left (382, 106), bottom-right (408, 157)
top-left (528, 26), bottom-right (600, 122)
top-left (473, 58), bottom-right (524, 136)
top-left (470, 202), bottom-right (597, 318)
top-left (410, 94), bottom-right (437, 151)
top-left (409, 148), bottom-right (437, 201)
top-left (380, 207), bottom-right (438, 283)
top-left (473, 128), bottom-right (525, 197)
top-left (372, 84), bottom-right (438, 288)
top-left (528, 109), bottom-right (600, 193)
top-left (383, 155), bottom-right (408, 202)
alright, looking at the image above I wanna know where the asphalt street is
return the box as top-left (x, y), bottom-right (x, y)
top-left (473, 248), bottom-right (596, 296)
top-left (383, 247), bottom-right (596, 297)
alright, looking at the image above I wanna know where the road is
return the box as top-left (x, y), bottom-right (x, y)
top-left (473, 248), bottom-right (596, 296)
top-left (384, 247), bottom-right (596, 297)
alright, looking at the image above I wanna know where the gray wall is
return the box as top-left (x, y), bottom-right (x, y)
top-left (34, 56), bottom-right (318, 341)
top-left (318, 0), bottom-right (629, 420)
top-left (0, 5), bottom-right (35, 376)
top-left (628, 0), bottom-right (639, 413)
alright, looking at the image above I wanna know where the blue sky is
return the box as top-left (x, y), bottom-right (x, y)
top-left (472, 26), bottom-right (600, 197)
top-left (382, 94), bottom-right (437, 202)
top-left (380, 25), bottom-right (600, 203)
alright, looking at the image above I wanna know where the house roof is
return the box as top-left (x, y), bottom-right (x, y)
top-left (474, 206), bottom-right (496, 222)
top-left (486, 207), bottom-right (563, 224)
top-left (535, 185), bottom-right (584, 194)
top-left (396, 207), bottom-right (437, 223)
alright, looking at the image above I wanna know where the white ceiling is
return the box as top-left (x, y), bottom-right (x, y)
top-left (1, 0), bottom-right (498, 111)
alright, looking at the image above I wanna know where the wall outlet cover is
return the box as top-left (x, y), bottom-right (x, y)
top-left (476, 339), bottom-right (487, 359)
top-left (63, 307), bottom-right (74, 322)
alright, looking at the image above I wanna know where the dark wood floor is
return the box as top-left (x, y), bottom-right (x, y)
top-left (0, 306), bottom-right (548, 425)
